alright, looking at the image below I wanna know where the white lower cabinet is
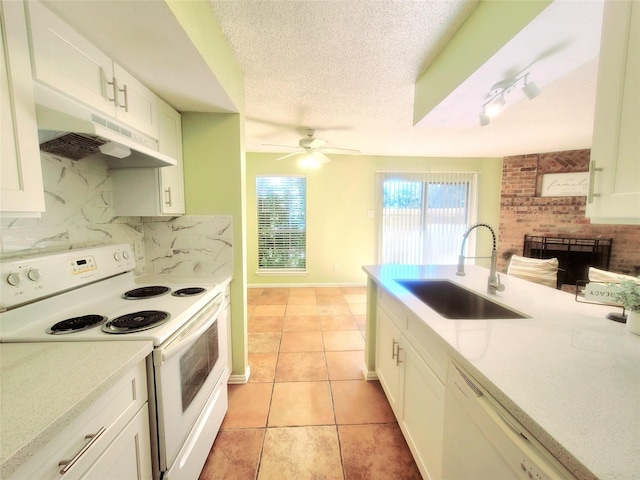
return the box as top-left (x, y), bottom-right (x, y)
top-left (376, 295), bottom-right (444, 480)
top-left (376, 306), bottom-right (402, 414)
top-left (8, 361), bottom-right (152, 480)
top-left (80, 406), bottom-right (151, 480)
top-left (401, 342), bottom-right (444, 480)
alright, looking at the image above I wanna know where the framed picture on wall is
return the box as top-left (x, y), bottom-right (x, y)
top-left (540, 172), bottom-right (589, 197)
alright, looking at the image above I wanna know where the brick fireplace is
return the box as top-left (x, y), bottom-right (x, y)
top-left (498, 149), bottom-right (640, 281)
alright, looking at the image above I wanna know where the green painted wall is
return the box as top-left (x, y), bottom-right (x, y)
top-left (168, 1), bottom-right (249, 379)
top-left (182, 112), bottom-right (248, 379)
top-left (246, 153), bottom-right (503, 286)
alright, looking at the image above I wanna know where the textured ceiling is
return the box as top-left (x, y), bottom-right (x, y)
top-left (210, 0), bottom-right (604, 158)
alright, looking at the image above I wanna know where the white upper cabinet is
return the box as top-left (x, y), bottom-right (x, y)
top-left (25, 0), bottom-right (159, 139)
top-left (0, 0), bottom-right (45, 216)
top-left (586, 0), bottom-right (640, 224)
top-left (112, 99), bottom-right (184, 216)
top-left (157, 98), bottom-right (185, 215)
top-left (112, 63), bottom-right (160, 139)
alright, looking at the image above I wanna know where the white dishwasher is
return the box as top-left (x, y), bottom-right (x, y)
top-left (441, 361), bottom-right (576, 480)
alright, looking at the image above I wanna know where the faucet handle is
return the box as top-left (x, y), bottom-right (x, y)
top-left (495, 274), bottom-right (505, 292)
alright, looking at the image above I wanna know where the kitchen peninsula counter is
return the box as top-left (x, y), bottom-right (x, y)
top-left (364, 264), bottom-right (640, 480)
top-left (0, 341), bottom-right (152, 478)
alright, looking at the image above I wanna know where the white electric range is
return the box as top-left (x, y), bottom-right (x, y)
top-left (0, 244), bottom-right (231, 480)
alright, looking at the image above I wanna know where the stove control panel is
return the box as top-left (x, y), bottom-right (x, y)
top-left (69, 255), bottom-right (97, 275)
top-left (0, 244), bottom-right (135, 310)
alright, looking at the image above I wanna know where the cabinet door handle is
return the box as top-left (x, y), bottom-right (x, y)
top-left (118, 83), bottom-right (129, 112)
top-left (396, 347), bottom-right (404, 366)
top-left (102, 68), bottom-right (117, 105)
top-left (58, 426), bottom-right (106, 474)
top-left (164, 187), bottom-right (172, 206)
top-left (587, 160), bottom-right (603, 204)
top-left (391, 339), bottom-right (399, 360)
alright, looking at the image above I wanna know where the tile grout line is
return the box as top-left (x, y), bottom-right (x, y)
top-left (247, 287), bottom-right (369, 480)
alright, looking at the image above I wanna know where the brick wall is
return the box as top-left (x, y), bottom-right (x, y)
top-left (498, 149), bottom-right (640, 278)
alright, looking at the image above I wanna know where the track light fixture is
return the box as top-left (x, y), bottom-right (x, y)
top-left (479, 73), bottom-right (540, 126)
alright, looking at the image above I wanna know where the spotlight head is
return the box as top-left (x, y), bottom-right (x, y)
top-left (522, 81), bottom-right (540, 99)
top-left (484, 96), bottom-right (505, 117)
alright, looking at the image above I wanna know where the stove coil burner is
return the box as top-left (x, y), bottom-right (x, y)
top-left (171, 287), bottom-right (207, 297)
top-left (46, 315), bottom-right (107, 335)
top-left (102, 310), bottom-right (170, 334)
top-left (122, 286), bottom-right (170, 299)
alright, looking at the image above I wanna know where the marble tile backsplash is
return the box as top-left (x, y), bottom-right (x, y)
top-left (1, 153), bottom-right (233, 278)
top-left (143, 215), bottom-right (233, 276)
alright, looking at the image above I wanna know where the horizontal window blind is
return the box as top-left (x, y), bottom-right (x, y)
top-left (257, 176), bottom-right (306, 270)
top-left (376, 172), bottom-right (478, 265)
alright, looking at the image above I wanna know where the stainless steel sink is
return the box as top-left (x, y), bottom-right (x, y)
top-left (395, 279), bottom-right (527, 319)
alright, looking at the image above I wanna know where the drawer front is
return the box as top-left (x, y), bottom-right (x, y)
top-left (79, 405), bottom-right (152, 480)
top-left (9, 361), bottom-right (147, 480)
top-left (378, 288), bottom-right (408, 331)
top-left (405, 313), bottom-right (448, 382)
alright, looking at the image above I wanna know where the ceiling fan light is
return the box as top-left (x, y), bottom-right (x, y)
top-left (299, 154), bottom-right (320, 169)
top-left (484, 96), bottom-right (505, 118)
top-left (479, 113), bottom-right (490, 126)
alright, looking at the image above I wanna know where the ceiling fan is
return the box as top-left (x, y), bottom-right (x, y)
top-left (264, 129), bottom-right (360, 166)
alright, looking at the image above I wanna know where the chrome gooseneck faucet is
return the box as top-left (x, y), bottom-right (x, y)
top-left (456, 222), bottom-right (505, 295)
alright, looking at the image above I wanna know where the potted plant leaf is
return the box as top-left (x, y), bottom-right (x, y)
top-left (609, 278), bottom-right (640, 335)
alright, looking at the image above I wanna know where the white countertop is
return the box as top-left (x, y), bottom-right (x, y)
top-left (364, 264), bottom-right (640, 480)
top-left (0, 341), bottom-right (153, 478)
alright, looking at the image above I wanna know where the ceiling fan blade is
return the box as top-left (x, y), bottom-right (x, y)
top-left (312, 151), bottom-right (331, 163)
top-left (262, 143), bottom-right (301, 150)
top-left (274, 151), bottom-right (304, 162)
top-left (320, 147), bottom-right (361, 155)
top-left (308, 138), bottom-right (326, 149)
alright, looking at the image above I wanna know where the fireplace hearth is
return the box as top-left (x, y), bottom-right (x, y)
top-left (522, 235), bottom-right (612, 285)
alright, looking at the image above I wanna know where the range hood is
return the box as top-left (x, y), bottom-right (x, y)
top-left (34, 85), bottom-right (177, 168)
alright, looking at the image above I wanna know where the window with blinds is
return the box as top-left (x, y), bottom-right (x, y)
top-left (256, 175), bottom-right (306, 271)
top-left (376, 172), bottom-right (478, 264)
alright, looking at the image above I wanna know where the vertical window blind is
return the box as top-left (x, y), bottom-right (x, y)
top-left (376, 172), bottom-right (478, 264)
top-left (256, 175), bottom-right (306, 271)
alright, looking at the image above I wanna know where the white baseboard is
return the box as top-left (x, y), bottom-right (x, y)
top-left (362, 364), bottom-right (378, 381)
top-left (228, 366), bottom-right (251, 384)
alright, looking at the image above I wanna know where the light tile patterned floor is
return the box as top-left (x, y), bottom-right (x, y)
top-left (200, 287), bottom-right (422, 480)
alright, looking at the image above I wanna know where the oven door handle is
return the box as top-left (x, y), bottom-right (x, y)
top-left (155, 293), bottom-right (225, 366)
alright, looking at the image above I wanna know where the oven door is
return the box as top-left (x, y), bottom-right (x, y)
top-left (152, 292), bottom-right (228, 472)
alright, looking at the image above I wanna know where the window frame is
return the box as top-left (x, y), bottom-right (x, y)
top-left (256, 174), bottom-right (307, 275)
top-left (375, 172), bottom-right (479, 265)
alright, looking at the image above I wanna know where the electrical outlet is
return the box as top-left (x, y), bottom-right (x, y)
top-left (367, 210), bottom-right (374, 218)
top-left (334, 263), bottom-right (340, 271)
